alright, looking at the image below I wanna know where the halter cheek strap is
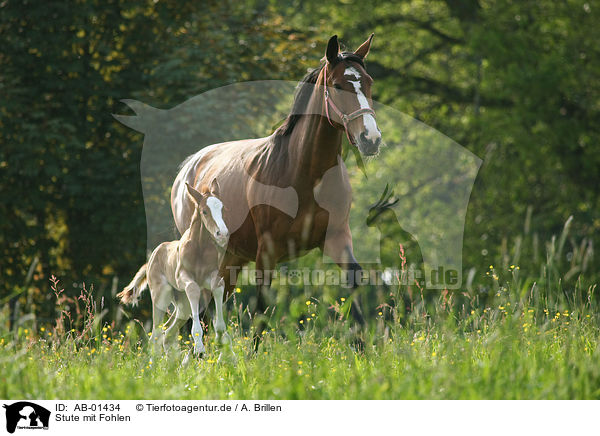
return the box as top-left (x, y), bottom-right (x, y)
top-left (323, 62), bottom-right (377, 146)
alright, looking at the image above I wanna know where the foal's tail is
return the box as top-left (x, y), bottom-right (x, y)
top-left (117, 263), bottom-right (148, 306)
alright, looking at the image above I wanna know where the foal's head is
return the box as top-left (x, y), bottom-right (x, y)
top-left (322, 34), bottom-right (382, 156)
top-left (185, 180), bottom-right (229, 248)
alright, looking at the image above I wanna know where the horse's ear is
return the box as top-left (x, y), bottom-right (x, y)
top-left (354, 33), bottom-right (374, 59)
top-left (209, 178), bottom-right (220, 197)
top-left (185, 182), bottom-right (205, 205)
top-left (326, 35), bottom-right (339, 64)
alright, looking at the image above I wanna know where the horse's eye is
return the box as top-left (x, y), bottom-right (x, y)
top-left (333, 83), bottom-right (343, 90)
top-left (202, 211), bottom-right (208, 215)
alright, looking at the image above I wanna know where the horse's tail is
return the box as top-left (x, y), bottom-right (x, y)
top-left (117, 263), bottom-right (148, 306)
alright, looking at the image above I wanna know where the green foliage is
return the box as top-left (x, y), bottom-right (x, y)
top-left (287, 0), bottom-right (600, 280)
top-left (0, 0), bottom-right (317, 321)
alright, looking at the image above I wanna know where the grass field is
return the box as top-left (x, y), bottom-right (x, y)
top-left (2, 219), bottom-right (599, 399)
top-left (2, 281), bottom-right (600, 400)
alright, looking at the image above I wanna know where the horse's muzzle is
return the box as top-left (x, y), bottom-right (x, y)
top-left (357, 131), bottom-right (381, 156)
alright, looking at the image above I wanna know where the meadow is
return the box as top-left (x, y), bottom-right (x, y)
top-left (2, 295), bottom-right (599, 400)
top-left (2, 219), bottom-right (599, 400)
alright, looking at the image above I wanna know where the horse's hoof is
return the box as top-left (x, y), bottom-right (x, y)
top-left (217, 350), bottom-right (238, 365)
top-left (181, 351), bottom-right (191, 367)
top-left (194, 346), bottom-right (206, 357)
top-left (246, 347), bottom-right (258, 359)
top-left (349, 336), bottom-right (365, 354)
top-left (220, 333), bottom-right (232, 346)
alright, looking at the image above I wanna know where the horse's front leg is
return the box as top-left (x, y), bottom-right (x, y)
top-left (324, 227), bottom-right (366, 326)
top-left (324, 226), bottom-right (362, 284)
top-left (253, 242), bottom-right (276, 352)
top-left (177, 270), bottom-right (206, 355)
top-left (211, 274), bottom-right (237, 363)
top-left (210, 275), bottom-right (231, 346)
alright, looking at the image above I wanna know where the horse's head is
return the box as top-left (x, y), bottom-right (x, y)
top-left (322, 34), bottom-right (382, 156)
top-left (185, 180), bottom-right (229, 248)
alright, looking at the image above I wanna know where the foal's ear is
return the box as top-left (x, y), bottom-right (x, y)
top-left (354, 33), bottom-right (374, 59)
top-left (209, 178), bottom-right (220, 197)
top-left (326, 35), bottom-right (339, 64)
top-left (185, 182), bottom-right (205, 205)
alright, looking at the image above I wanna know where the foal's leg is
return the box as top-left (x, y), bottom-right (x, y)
top-left (163, 296), bottom-right (191, 352)
top-left (178, 271), bottom-right (206, 355)
top-left (150, 282), bottom-right (173, 353)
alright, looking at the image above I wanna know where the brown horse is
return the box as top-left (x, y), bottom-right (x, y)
top-left (171, 34), bottom-right (381, 345)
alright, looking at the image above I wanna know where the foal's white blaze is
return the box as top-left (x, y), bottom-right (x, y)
top-left (206, 196), bottom-right (228, 245)
top-left (344, 67), bottom-right (380, 143)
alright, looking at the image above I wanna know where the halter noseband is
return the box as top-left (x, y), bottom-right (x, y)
top-left (322, 62), bottom-right (377, 146)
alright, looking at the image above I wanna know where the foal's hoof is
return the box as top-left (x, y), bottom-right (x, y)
top-left (217, 350), bottom-right (238, 365)
top-left (194, 344), bottom-right (206, 357)
top-left (217, 332), bottom-right (232, 347)
top-left (181, 350), bottom-right (192, 367)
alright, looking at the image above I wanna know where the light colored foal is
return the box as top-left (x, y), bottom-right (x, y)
top-left (119, 180), bottom-right (230, 355)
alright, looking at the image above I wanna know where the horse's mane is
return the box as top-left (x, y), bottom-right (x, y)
top-left (272, 52), bottom-right (365, 143)
top-left (273, 66), bottom-right (323, 138)
top-left (178, 153), bottom-right (196, 171)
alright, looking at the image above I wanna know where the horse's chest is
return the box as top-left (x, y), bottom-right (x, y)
top-left (188, 257), bottom-right (217, 279)
top-left (286, 205), bottom-right (332, 248)
top-left (178, 247), bottom-right (219, 285)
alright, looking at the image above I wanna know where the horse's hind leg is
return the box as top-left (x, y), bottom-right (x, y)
top-left (163, 294), bottom-right (191, 352)
top-left (150, 282), bottom-right (173, 353)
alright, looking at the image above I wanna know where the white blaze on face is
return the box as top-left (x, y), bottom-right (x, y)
top-left (344, 67), bottom-right (380, 143)
top-left (206, 196), bottom-right (228, 244)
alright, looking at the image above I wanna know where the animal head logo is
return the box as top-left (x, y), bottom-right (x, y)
top-left (3, 402), bottom-right (50, 434)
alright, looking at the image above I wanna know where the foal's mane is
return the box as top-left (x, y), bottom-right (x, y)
top-left (272, 52), bottom-right (365, 143)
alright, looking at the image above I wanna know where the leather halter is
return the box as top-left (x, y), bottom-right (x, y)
top-left (322, 62), bottom-right (377, 146)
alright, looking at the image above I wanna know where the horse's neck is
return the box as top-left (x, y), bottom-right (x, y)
top-left (289, 91), bottom-right (343, 184)
top-left (180, 211), bottom-right (222, 261)
top-left (180, 211), bottom-right (205, 252)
